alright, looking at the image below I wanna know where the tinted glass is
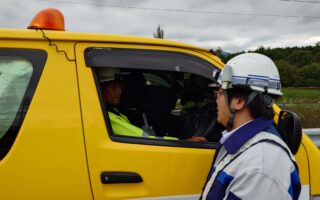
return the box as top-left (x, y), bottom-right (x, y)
top-left (0, 57), bottom-right (33, 139)
top-left (0, 49), bottom-right (46, 159)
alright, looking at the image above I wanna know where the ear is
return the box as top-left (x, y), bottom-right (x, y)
top-left (230, 97), bottom-right (246, 111)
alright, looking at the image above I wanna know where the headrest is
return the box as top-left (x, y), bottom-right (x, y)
top-left (140, 86), bottom-right (177, 113)
top-left (120, 73), bottom-right (147, 109)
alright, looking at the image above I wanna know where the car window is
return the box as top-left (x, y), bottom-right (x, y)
top-left (88, 48), bottom-right (223, 148)
top-left (0, 49), bottom-right (46, 159)
top-left (0, 57), bottom-right (33, 139)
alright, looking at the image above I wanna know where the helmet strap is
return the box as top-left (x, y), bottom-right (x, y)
top-left (260, 93), bottom-right (274, 108)
top-left (226, 109), bottom-right (235, 131)
top-left (246, 91), bottom-right (274, 108)
top-left (245, 91), bottom-right (259, 107)
top-left (224, 89), bottom-right (236, 131)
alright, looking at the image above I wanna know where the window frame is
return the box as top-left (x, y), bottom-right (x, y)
top-left (0, 48), bottom-right (47, 159)
top-left (85, 47), bottom-right (220, 81)
top-left (88, 47), bottom-right (220, 149)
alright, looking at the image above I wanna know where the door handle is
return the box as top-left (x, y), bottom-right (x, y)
top-left (101, 172), bottom-right (143, 184)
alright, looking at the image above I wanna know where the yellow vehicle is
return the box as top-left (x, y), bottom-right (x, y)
top-left (0, 8), bottom-right (319, 200)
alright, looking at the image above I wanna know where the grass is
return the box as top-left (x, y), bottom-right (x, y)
top-left (276, 87), bottom-right (320, 128)
top-left (278, 87), bottom-right (320, 104)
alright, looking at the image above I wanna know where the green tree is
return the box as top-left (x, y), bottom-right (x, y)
top-left (224, 51), bottom-right (244, 62)
top-left (288, 50), bottom-right (313, 67)
top-left (215, 47), bottom-right (223, 58)
top-left (312, 52), bottom-right (320, 63)
top-left (153, 25), bottom-right (164, 39)
top-left (297, 63), bottom-right (320, 87)
top-left (274, 60), bottom-right (297, 87)
top-left (224, 43), bottom-right (320, 87)
top-left (214, 47), bottom-right (228, 62)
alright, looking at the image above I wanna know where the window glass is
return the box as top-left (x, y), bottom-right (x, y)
top-left (90, 48), bottom-right (223, 148)
top-left (0, 49), bottom-right (46, 159)
top-left (0, 57), bottom-right (33, 139)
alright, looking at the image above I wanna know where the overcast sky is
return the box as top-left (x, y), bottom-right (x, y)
top-left (0, 0), bottom-right (319, 52)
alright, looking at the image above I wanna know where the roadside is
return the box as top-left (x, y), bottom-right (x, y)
top-left (304, 128), bottom-right (320, 148)
top-left (277, 87), bottom-right (320, 128)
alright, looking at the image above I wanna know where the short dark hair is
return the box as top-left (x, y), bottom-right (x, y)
top-left (227, 87), bottom-right (275, 120)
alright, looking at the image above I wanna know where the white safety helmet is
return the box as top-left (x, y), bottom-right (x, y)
top-left (98, 68), bottom-right (121, 83)
top-left (216, 53), bottom-right (282, 96)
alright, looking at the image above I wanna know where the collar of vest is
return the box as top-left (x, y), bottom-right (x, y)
top-left (223, 117), bottom-right (273, 154)
top-left (106, 104), bottom-right (121, 116)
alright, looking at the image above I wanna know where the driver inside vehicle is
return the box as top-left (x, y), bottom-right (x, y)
top-left (99, 68), bottom-right (207, 142)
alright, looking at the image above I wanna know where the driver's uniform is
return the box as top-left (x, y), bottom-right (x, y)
top-left (107, 105), bottom-right (178, 140)
top-left (106, 105), bottom-right (147, 137)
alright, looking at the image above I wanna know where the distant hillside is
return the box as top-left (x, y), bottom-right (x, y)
top-left (214, 42), bottom-right (320, 87)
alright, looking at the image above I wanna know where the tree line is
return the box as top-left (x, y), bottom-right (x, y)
top-left (215, 42), bottom-right (320, 87)
top-left (152, 25), bottom-right (319, 87)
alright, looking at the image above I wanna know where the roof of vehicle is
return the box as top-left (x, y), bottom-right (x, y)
top-left (0, 28), bottom-right (210, 52)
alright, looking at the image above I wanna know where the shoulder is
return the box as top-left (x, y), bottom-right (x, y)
top-left (226, 138), bottom-right (295, 187)
top-left (245, 141), bottom-right (293, 171)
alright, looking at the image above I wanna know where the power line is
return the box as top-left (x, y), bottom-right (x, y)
top-left (280, 0), bottom-right (320, 3)
top-left (37, 0), bottom-right (320, 19)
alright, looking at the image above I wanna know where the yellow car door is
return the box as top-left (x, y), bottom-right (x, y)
top-left (75, 42), bottom-right (222, 199)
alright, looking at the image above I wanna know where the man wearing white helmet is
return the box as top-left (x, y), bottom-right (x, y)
top-left (200, 53), bottom-right (301, 200)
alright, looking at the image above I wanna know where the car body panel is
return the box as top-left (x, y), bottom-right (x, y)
top-left (75, 42), bottom-right (220, 199)
top-left (0, 37), bottom-right (92, 199)
top-left (0, 28), bottom-right (318, 199)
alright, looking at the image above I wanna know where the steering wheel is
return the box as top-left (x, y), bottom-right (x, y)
top-left (180, 102), bottom-right (222, 142)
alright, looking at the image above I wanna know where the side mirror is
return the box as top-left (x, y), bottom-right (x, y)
top-left (276, 110), bottom-right (302, 155)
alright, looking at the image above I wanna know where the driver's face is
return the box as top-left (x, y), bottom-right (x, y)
top-left (104, 82), bottom-right (123, 106)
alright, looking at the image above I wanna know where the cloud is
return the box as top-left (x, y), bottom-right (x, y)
top-left (0, 0), bottom-right (319, 52)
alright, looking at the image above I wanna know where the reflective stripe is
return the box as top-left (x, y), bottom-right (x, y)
top-left (130, 194), bottom-right (200, 200)
top-left (142, 131), bottom-right (150, 137)
top-left (231, 75), bottom-right (281, 90)
top-left (202, 131), bottom-right (296, 200)
top-left (299, 185), bottom-right (310, 200)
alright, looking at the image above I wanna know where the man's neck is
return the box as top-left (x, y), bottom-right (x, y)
top-left (231, 108), bottom-right (254, 130)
